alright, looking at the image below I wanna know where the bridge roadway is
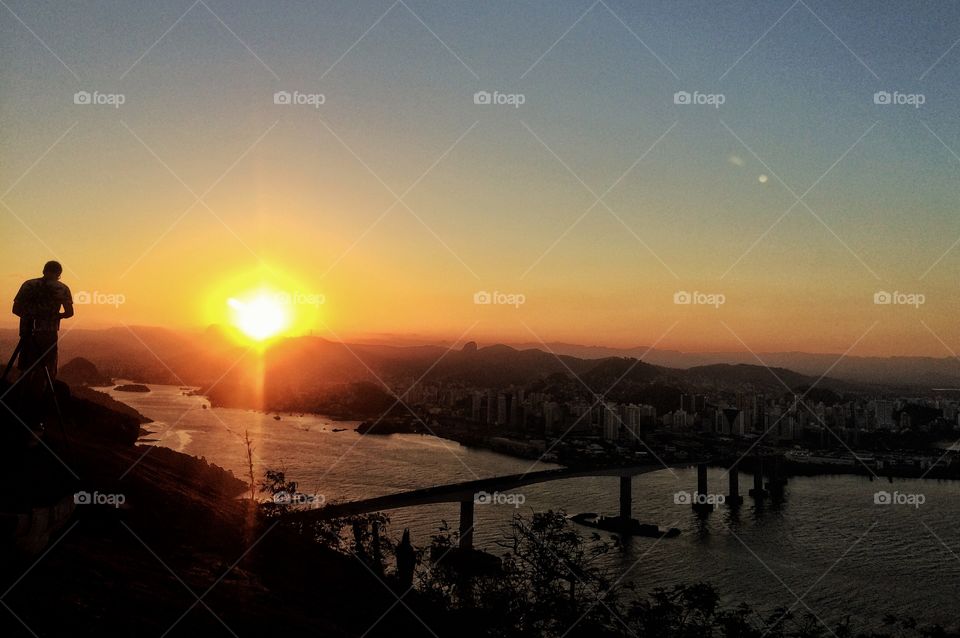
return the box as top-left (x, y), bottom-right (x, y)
top-left (282, 462), bottom-right (704, 548)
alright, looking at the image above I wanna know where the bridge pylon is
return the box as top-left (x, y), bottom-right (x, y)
top-left (619, 475), bottom-right (632, 521)
top-left (692, 463), bottom-right (714, 513)
top-left (459, 499), bottom-right (474, 551)
top-left (727, 462), bottom-right (743, 507)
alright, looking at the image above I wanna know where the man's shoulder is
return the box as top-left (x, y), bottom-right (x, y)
top-left (19, 278), bottom-right (71, 297)
top-left (16, 278), bottom-right (43, 292)
top-left (50, 281), bottom-right (72, 300)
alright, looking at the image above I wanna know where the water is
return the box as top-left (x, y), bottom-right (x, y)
top-left (106, 384), bottom-right (960, 631)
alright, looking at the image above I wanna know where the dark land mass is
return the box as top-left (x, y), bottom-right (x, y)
top-left (199, 344), bottom-right (874, 419)
top-left (113, 383), bottom-right (151, 393)
top-left (0, 380), bottom-right (469, 637)
top-left (4, 326), bottom-right (958, 389)
top-left (57, 356), bottom-right (112, 387)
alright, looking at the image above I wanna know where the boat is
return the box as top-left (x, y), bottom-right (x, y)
top-left (273, 415), bottom-right (281, 421)
top-left (570, 512), bottom-right (680, 538)
top-left (332, 428), bottom-right (347, 432)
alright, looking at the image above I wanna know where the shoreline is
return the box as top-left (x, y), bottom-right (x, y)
top-left (125, 383), bottom-right (960, 484)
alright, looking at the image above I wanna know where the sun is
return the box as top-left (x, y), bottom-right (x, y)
top-left (203, 266), bottom-right (323, 344)
top-left (227, 293), bottom-right (291, 341)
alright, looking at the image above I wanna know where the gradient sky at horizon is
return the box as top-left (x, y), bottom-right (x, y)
top-left (2, 1), bottom-right (960, 356)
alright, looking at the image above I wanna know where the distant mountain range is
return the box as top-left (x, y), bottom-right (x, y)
top-left (504, 342), bottom-right (960, 389)
top-left (1, 327), bottom-right (956, 395)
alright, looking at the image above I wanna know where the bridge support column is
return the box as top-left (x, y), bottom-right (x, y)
top-left (765, 456), bottom-right (787, 498)
top-left (749, 456), bottom-right (768, 499)
top-left (619, 475), bottom-right (632, 521)
top-left (693, 463), bottom-right (713, 512)
top-left (459, 499), bottom-right (474, 551)
top-left (727, 464), bottom-right (743, 507)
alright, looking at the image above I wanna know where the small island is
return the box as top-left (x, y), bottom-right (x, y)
top-left (114, 384), bottom-right (150, 393)
top-left (356, 418), bottom-right (429, 435)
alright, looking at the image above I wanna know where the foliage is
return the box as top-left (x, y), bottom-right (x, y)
top-left (256, 475), bottom-right (956, 638)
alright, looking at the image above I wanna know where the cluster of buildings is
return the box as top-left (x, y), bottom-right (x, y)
top-left (397, 379), bottom-right (960, 449)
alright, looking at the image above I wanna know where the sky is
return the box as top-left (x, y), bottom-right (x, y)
top-left (2, 0), bottom-right (960, 356)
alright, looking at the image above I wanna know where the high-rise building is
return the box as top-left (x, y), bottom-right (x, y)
top-left (875, 400), bottom-right (894, 429)
top-left (717, 408), bottom-right (741, 436)
top-left (899, 411), bottom-right (911, 430)
top-left (509, 392), bottom-right (520, 426)
top-left (602, 403), bottom-right (620, 441)
top-left (543, 401), bottom-right (561, 435)
top-left (672, 409), bottom-right (688, 431)
top-left (752, 393), bottom-right (766, 431)
top-left (497, 393), bottom-right (508, 425)
top-left (470, 392), bottom-right (482, 422)
top-left (681, 393), bottom-right (705, 414)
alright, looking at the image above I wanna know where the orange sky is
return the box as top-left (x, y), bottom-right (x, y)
top-left (3, 2), bottom-right (960, 358)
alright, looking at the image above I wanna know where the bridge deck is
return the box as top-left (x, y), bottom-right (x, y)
top-left (284, 462), bottom-right (697, 522)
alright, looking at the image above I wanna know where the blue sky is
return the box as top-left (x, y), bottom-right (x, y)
top-left (2, 1), bottom-right (960, 354)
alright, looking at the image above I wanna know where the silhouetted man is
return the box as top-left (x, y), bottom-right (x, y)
top-left (12, 261), bottom-right (73, 384)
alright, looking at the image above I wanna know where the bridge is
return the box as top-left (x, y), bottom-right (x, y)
top-left (282, 456), bottom-right (786, 549)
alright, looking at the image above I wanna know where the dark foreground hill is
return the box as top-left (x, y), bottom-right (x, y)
top-left (0, 382), bottom-right (458, 637)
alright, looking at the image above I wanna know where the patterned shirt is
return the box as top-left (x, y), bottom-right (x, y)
top-left (13, 278), bottom-right (72, 332)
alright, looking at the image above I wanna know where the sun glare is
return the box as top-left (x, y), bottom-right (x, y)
top-left (203, 266), bottom-right (323, 343)
top-left (227, 293), bottom-right (291, 341)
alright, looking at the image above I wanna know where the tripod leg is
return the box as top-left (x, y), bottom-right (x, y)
top-left (2, 339), bottom-right (23, 382)
top-left (44, 366), bottom-right (70, 446)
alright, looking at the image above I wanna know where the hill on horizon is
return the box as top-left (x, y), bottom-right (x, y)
top-left (0, 326), bottom-right (948, 395)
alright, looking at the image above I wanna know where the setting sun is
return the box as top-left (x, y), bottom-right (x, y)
top-left (227, 293), bottom-right (291, 341)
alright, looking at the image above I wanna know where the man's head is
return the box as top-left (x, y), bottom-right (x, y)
top-left (42, 261), bottom-right (63, 281)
